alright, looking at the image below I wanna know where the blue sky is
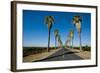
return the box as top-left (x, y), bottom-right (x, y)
top-left (23, 10), bottom-right (91, 47)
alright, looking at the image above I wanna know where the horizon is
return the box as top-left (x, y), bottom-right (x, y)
top-left (23, 45), bottom-right (91, 48)
top-left (23, 10), bottom-right (91, 47)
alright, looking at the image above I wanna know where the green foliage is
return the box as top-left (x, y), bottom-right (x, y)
top-left (82, 45), bottom-right (91, 51)
top-left (60, 45), bottom-right (66, 48)
top-left (73, 45), bottom-right (91, 51)
top-left (44, 16), bottom-right (54, 29)
top-left (23, 47), bottom-right (58, 57)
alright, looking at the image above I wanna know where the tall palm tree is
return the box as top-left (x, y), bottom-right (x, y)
top-left (65, 40), bottom-right (69, 48)
top-left (72, 15), bottom-right (82, 51)
top-left (57, 35), bottom-right (62, 48)
top-left (65, 34), bottom-right (70, 48)
top-left (54, 29), bottom-right (59, 49)
top-left (69, 29), bottom-right (74, 49)
top-left (65, 32), bottom-right (72, 49)
top-left (44, 16), bottom-right (54, 52)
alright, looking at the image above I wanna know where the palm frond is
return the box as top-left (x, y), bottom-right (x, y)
top-left (54, 29), bottom-right (59, 37)
top-left (44, 16), bottom-right (54, 29)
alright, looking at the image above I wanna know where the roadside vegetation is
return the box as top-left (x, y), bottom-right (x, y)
top-left (73, 45), bottom-right (91, 51)
top-left (23, 47), bottom-right (58, 57)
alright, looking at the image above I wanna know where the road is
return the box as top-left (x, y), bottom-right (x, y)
top-left (34, 48), bottom-right (83, 62)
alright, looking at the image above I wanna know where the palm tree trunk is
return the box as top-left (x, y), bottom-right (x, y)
top-left (70, 40), bottom-right (71, 49)
top-left (72, 39), bottom-right (73, 49)
top-left (47, 29), bottom-right (51, 52)
top-left (55, 37), bottom-right (56, 49)
top-left (79, 33), bottom-right (82, 52)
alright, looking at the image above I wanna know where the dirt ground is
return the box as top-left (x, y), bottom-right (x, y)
top-left (69, 49), bottom-right (91, 59)
top-left (23, 48), bottom-right (62, 62)
top-left (23, 48), bottom-right (91, 62)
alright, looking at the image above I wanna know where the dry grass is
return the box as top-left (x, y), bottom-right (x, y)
top-left (23, 48), bottom-right (91, 62)
top-left (23, 48), bottom-right (62, 62)
top-left (68, 49), bottom-right (91, 59)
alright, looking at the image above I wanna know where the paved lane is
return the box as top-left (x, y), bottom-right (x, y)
top-left (34, 48), bottom-right (83, 62)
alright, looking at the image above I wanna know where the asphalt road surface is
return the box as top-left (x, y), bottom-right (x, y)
top-left (34, 48), bottom-right (83, 62)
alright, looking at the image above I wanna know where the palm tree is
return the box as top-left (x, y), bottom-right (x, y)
top-left (54, 29), bottom-right (59, 49)
top-left (57, 35), bottom-right (62, 48)
top-left (44, 16), bottom-right (54, 52)
top-left (69, 29), bottom-right (74, 49)
top-left (72, 15), bottom-right (82, 51)
top-left (65, 34), bottom-right (70, 48)
top-left (65, 40), bottom-right (69, 48)
top-left (65, 32), bottom-right (72, 49)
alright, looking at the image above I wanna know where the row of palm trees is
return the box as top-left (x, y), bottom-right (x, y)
top-left (54, 29), bottom-right (62, 49)
top-left (44, 15), bottom-right (82, 52)
top-left (65, 29), bottom-right (74, 49)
